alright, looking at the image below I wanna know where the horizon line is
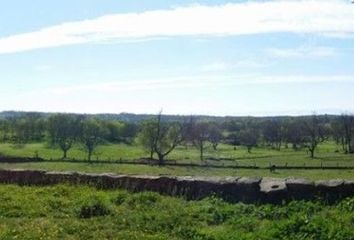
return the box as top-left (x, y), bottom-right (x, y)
top-left (1, 109), bottom-right (353, 119)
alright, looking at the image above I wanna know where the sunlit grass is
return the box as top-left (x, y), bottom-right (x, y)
top-left (0, 142), bottom-right (353, 180)
top-left (0, 184), bottom-right (353, 239)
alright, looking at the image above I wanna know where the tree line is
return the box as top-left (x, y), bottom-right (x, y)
top-left (0, 112), bottom-right (353, 163)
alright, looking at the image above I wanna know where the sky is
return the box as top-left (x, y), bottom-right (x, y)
top-left (0, 0), bottom-right (354, 116)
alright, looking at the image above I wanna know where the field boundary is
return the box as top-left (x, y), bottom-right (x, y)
top-left (0, 169), bottom-right (353, 204)
top-left (1, 156), bottom-right (354, 170)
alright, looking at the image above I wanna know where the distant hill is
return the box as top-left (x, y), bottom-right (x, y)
top-left (0, 111), bottom-right (229, 122)
top-left (0, 110), bottom-right (338, 123)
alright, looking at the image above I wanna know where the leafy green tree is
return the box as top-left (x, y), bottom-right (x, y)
top-left (239, 128), bottom-right (258, 153)
top-left (12, 118), bottom-right (28, 144)
top-left (119, 122), bottom-right (138, 144)
top-left (283, 119), bottom-right (306, 151)
top-left (0, 119), bottom-right (10, 142)
top-left (81, 118), bottom-right (107, 161)
top-left (23, 112), bottom-right (45, 141)
top-left (339, 114), bottom-right (354, 153)
top-left (103, 120), bottom-right (123, 142)
top-left (137, 120), bottom-right (157, 159)
top-left (47, 114), bottom-right (81, 159)
top-left (262, 119), bottom-right (283, 150)
top-left (303, 115), bottom-right (328, 158)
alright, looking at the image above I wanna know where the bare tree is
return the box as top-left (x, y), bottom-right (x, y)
top-left (340, 114), bottom-right (354, 153)
top-left (190, 122), bottom-right (210, 161)
top-left (332, 119), bottom-right (347, 152)
top-left (139, 112), bottom-right (183, 164)
top-left (208, 123), bottom-right (222, 150)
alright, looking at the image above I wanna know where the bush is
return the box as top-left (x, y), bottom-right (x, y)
top-left (174, 226), bottom-right (215, 240)
top-left (126, 192), bottom-right (160, 207)
top-left (112, 192), bottom-right (128, 205)
top-left (77, 194), bottom-right (112, 218)
top-left (338, 197), bottom-right (354, 212)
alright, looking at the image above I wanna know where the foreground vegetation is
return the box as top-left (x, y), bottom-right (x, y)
top-left (0, 184), bottom-right (353, 239)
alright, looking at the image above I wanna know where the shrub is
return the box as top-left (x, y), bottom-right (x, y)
top-left (77, 194), bottom-right (112, 218)
top-left (126, 192), bottom-right (160, 207)
top-left (112, 192), bottom-right (128, 205)
top-left (338, 197), bottom-right (354, 212)
top-left (174, 226), bottom-right (215, 240)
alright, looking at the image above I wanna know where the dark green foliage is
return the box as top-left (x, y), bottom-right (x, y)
top-left (113, 192), bottom-right (128, 205)
top-left (47, 114), bottom-right (82, 159)
top-left (1, 111), bottom-right (354, 162)
top-left (77, 194), bottom-right (112, 218)
top-left (338, 196), bottom-right (354, 212)
top-left (126, 192), bottom-right (160, 207)
top-left (239, 128), bottom-right (259, 153)
top-left (80, 118), bottom-right (108, 161)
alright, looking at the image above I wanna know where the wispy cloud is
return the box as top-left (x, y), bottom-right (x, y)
top-left (266, 46), bottom-right (336, 58)
top-left (35, 74), bottom-right (354, 96)
top-left (200, 62), bottom-right (232, 72)
top-left (34, 65), bottom-right (53, 71)
top-left (1, 0), bottom-right (354, 54)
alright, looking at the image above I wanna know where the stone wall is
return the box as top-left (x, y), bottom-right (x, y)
top-left (0, 169), bottom-right (353, 204)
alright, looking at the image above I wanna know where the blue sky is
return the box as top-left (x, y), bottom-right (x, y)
top-left (1, 0), bottom-right (354, 116)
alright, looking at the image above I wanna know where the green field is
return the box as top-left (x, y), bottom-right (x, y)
top-left (1, 142), bottom-right (354, 180)
top-left (0, 184), bottom-right (353, 240)
top-left (1, 142), bottom-right (354, 166)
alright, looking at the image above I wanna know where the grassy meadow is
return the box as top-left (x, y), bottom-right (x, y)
top-left (0, 142), bottom-right (353, 180)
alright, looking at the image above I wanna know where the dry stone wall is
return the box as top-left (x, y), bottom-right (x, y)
top-left (0, 169), bottom-right (353, 204)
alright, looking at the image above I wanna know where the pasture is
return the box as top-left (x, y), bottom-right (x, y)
top-left (0, 142), bottom-right (354, 180)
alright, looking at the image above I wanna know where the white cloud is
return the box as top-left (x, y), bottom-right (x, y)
top-left (266, 46), bottom-right (336, 58)
top-left (11, 73), bottom-right (352, 116)
top-left (1, 0), bottom-right (354, 54)
top-left (200, 59), bottom-right (269, 72)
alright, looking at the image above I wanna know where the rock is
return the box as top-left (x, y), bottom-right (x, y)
top-left (315, 179), bottom-right (345, 202)
top-left (174, 176), bottom-right (222, 200)
top-left (0, 169), bottom-right (46, 185)
top-left (226, 177), bottom-right (262, 203)
top-left (343, 181), bottom-right (354, 196)
top-left (315, 179), bottom-right (344, 188)
top-left (286, 178), bottom-right (315, 200)
top-left (260, 178), bottom-right (287, 203)
top-left (0, 169), bottom-right (353, 203)
top-left (44, 171), bottom-right (78, 184)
